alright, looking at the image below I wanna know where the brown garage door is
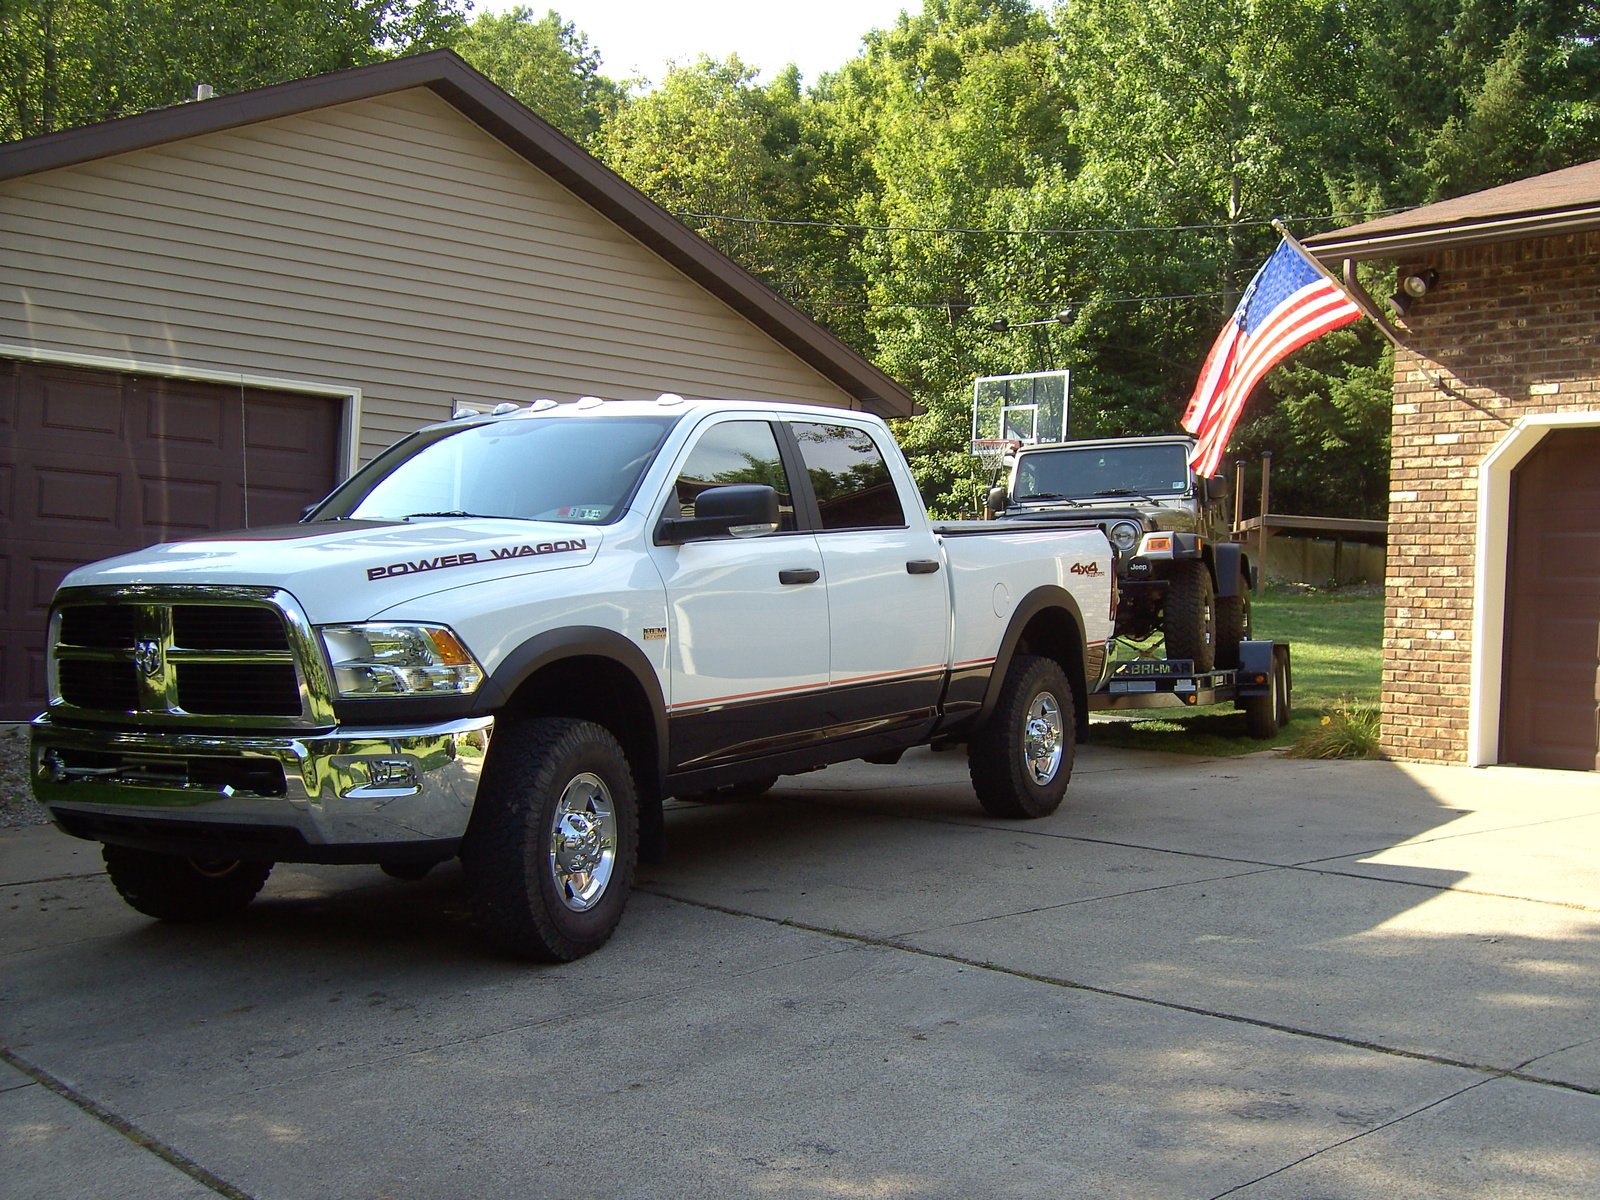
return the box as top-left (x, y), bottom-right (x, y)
top-left (0, 359), bottom-right (342, 720)
top-left (1501, 425), bottom-right (1600, 771)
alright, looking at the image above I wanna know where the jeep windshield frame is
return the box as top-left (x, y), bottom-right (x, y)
top-left (1014, 442), bottom-right (1192, 503)
top-left (304, 413), bottom-right (680, 526)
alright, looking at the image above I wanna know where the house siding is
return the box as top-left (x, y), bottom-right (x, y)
top-left (1384, 231), bottom-right (1600, 763)
top-left (0, 88), bottom-right (859, 463)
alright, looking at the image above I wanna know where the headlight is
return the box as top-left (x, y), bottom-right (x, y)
top-left (1108, 520), bottom-right (1141, 554)
top-left (320, 623), bottom-right (484, 697)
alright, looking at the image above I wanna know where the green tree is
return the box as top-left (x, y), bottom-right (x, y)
top-left (0, 0), bottom-right (468, 142)
top-left (450, 5), bottom-right (621, 144)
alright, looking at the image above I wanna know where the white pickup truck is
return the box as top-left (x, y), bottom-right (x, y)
top-left (31, 396), bottom-right (1114, 961)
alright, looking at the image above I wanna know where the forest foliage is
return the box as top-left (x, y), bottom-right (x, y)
top-left (4, 0), bottom-right (1597, 516)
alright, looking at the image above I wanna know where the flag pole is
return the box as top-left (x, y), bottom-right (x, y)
top-left (1272, 218), bottom-right (1407, 352)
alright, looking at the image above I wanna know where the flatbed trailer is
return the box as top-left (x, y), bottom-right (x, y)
top-left (1089, 640), bottom-right (1292, 739)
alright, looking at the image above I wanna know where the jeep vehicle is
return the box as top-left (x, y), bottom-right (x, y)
top-left (987, 434), bottom-right (1252, 671)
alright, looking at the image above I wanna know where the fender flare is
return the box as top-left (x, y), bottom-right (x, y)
top-left (475, 625), bottom-right (669, 785)
top-left (976, 584), bottom-right (1089, 728)
top-left (1210, 541), bottom-right (1248, 598)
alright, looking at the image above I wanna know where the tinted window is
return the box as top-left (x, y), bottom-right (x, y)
top-left (791, 422), bottom-right (905, 530)
top-left (672, 420), bottom-right (797, 532)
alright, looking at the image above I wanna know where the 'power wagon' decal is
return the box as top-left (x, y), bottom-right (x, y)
top-left (366, 539), bottom-right (589, 581)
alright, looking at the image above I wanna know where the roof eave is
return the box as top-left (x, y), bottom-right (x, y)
top-left (0, 51), bottom-right (916, 419)
top-left (1305, 205), bottom-right (1600, 263)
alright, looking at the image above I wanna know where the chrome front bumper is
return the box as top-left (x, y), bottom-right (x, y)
top-left (30, 714), bottom-right (493, 859)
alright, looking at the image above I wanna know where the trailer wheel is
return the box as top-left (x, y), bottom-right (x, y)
top-left (102, 847), bottom-right (272, 922)
top-left (1243, 652), bottom-right (1288, 739)
top-left (462, 717), bottom-right (638, 962)
top-left (969, 654), bottom-right (1075, 818)
top-left (1163, 561), bottom-right (1217, 672)
top-left (1215, 572), bottom-right (1252, 669)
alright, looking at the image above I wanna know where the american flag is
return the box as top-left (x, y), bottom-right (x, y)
top-left (1182, 238), bottom-right (1363, 478)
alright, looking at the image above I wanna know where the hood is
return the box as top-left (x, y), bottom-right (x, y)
top-left (1004, 500), bottom-right (1162, 524)
top-left (61, 518), bottom-right (604, 619)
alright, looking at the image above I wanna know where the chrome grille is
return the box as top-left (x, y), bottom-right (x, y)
top-left (48, 586), bottom-right (333, 728)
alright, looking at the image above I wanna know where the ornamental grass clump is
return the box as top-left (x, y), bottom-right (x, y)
top-left (1288, 699), bottom-right (1382, 759)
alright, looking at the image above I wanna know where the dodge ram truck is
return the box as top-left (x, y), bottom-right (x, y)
top-left (32, 395), bottom-right (1115, 961)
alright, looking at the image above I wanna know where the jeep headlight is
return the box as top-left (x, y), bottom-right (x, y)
top-left (1108, 520), bottom-right (1141, 554)
top-left (320, 623), bottom-right (484, 697)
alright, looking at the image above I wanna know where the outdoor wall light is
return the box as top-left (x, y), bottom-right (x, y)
top-left (1388, 268), bottom-right (1438, 317)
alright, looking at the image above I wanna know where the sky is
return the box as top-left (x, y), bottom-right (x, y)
top-left (475, 0), bottom-right (918, 87)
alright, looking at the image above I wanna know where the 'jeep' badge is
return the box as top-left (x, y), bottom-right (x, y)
top-left (133, 638), bottom-right (163, 678)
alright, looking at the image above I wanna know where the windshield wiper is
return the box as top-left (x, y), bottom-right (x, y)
top-left (1017, 492), bottom-right (1083, 506)
top-left (1089, 488), bottom-right (1164, 503)
top-left (400, 510), bottom-right (491, 521)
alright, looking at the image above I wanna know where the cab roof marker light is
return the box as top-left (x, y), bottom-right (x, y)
top-left (657, 392), bottom-right (686, 406)
top-left (577, 395), bottom-right (606, 409)
top-left (527, 398), bottom-right (558, 412)
top-left (491, 402), bottom-right (520, 415)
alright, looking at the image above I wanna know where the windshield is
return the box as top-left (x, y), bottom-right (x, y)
top-left (1014, 443), bottom-right (1191, 501)
top-left (310, 414), bottom-right (678, 525)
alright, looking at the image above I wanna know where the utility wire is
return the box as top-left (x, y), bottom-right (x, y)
top-left (676, 208), bottom-right (1404, 236)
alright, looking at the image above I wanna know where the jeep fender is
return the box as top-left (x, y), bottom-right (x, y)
top-left (1210, 541), bottom-right (1249, 598)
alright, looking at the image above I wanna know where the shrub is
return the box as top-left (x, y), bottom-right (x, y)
top-left (1288, 699), bottom-right (1382, 759)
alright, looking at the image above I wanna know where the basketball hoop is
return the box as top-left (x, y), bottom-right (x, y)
top-left (970, 438), bottom-right (1020, 474)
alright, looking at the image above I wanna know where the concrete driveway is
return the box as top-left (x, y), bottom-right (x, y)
top-left (3, 743), bottom-right (1598, 1199)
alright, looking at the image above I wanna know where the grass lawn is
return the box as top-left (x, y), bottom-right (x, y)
top-left (1086, 586), bottom-right (1385, 756)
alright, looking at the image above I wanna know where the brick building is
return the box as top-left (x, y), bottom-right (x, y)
top-left (1305, 162), bottom-right (1600, 770)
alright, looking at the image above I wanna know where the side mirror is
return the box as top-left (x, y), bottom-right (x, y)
top-left (1202, 474), bottom-right (1230, 503)
top-left (657, 484), bottom-right (781, 544)
top-left (987, 485), bottom-right (1009, 516)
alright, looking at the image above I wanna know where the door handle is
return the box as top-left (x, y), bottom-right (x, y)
top-left (906, 559), bottom-right (942, 575)
top-left (779, 568), bottom-right (820, 585)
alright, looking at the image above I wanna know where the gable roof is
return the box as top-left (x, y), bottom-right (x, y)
top-left (1303, 159), bottom-right (1600, 263)
top-left (0, 49), bottom-right (914, 418)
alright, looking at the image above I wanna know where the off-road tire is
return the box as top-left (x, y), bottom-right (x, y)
top-left (461, 717), bottom-right (638, 962)
top-left (102, 846), bottom-right (272, 922)
top-left (1163, 560), bottom-right (1218, 672)
top-left (969, 654), bottom-right (1076, 818)
top-left (1215, 572), bottom-right (1252, 670)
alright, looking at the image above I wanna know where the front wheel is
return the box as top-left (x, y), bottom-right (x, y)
top-left (1163, 560), bottom-right (1217, 672)
top-left (102, 846), bottom-right (272, 922)
top-left (461, 717), bottom-right (639, 962)
top-left (969, 654), bottom-right (1076, 818)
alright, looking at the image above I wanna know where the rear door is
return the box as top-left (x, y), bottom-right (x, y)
top-left (786, 419), bottom-right (951, 735)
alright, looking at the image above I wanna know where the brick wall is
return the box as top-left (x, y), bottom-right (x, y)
top-left (1382, 232), bottom-right (1600, 762)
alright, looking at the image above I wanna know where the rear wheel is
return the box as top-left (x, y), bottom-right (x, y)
top-left (1215, 571), bottom-right (1252, 669)
top-left (102, 846), bottom-right (272, 922)
top-left (1163, 561), bottom-right (1217, 672)
top-left (969, 655), bottom-right (1076, 818)
top-left (462, 717), bottom-right (638, 962)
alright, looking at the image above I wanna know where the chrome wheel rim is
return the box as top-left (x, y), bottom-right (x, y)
top-left (548, 772), bottom-right (618, 912)
top-left (1023, 691), bottom-right (1064, 785)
